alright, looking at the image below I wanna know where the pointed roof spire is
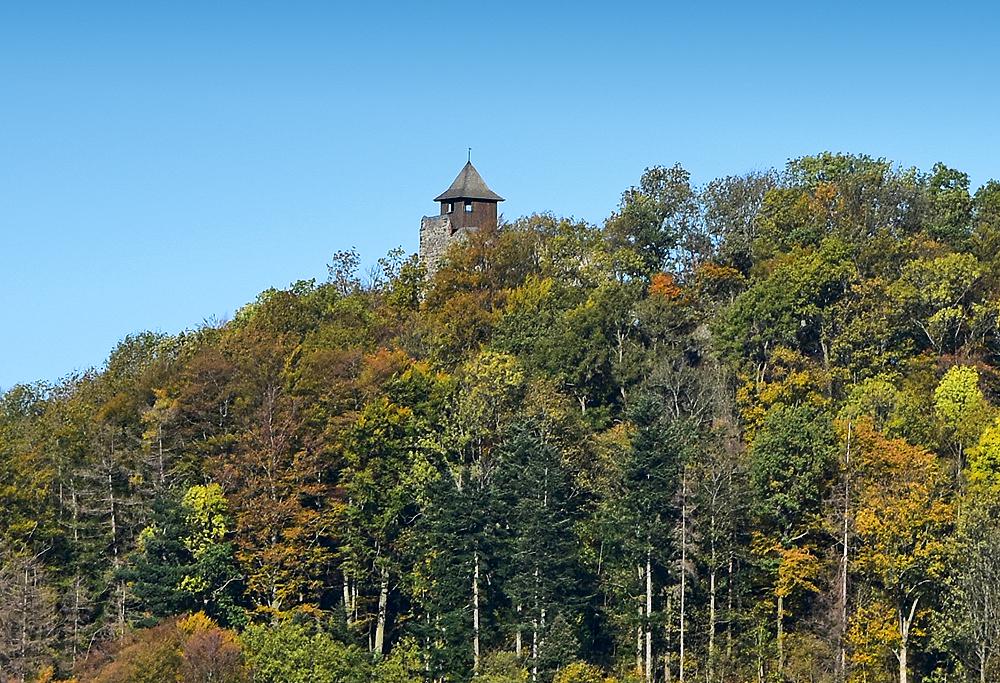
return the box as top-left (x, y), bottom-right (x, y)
top-left (434, 161), bottom-right (505, 202)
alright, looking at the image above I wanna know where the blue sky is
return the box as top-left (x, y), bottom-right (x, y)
top-left (2, 2), bottom-right (999, 388)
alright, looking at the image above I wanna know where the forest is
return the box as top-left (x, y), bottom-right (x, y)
top-left (4, 153), bottom-right (1000, 683)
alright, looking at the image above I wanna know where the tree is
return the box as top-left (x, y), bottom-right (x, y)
top-left (701, 170), bottom-right (777, 273)
top-left (606, 164), bottom-right (704, 276)
top-left (240, 621), bottom-right (370, 683)
top-left (598, 395), bottom-right (687, 682)
top-left (948, 423), bottom-right (1000, 683)
top-left (926, 162), bottom-right (972, 246)
top-left (933, 365), bottom-right (993, 473)
top-left (848, 420), bottom-right (952, 683)
top-left (341, 394), bottom-right (438, 654)
top-left (747, 403), bottom-right (836, 679)
top-left (498, 428), bottom-right (585, 680)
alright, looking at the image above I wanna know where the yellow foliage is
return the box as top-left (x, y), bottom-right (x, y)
top-left (847, 599), bottom-right (897, 683)
top-left (736, 347), bottom-right (830, 438)
top-left (177, 611), bottom-right (218, 636)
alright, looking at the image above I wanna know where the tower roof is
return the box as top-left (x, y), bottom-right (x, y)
top-left (434, 161), bottom-right (505, 202)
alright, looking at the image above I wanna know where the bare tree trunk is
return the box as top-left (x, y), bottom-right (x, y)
top-left (342, 576), bottom-right (352, 627)
top-left (473, 551), bottom-right (481, 674)
top-left (646, 550), bottom-right (653, 683)
top-left (532, 612), bottom-right (539, 682)
top-left (680, 468), bottom-right (687, 683)
top-left (665, 591), bottom-right (673, 683)
top-left (72, 575), bottom-right (81, 666)
top-left (727, 552), bottom-right (734, 660)
top-left (374, 566), bottom-right (389, 655)
top-left (757, 623), bottom-right (766, 683)
top-left (636, 568), bottom-right (643, 674)
top-left (777, 594), bottom-right (784, 678)
top-left (709, 558), bottom-right (716, 682)
top-left (516, 603), bottom-right (523, 657)
top-left (532, 567), bottom-right (539, 681)
top-left (897, 596), bottom-right (919, 683)
top-left (157, 424), bottom-right (165, 486)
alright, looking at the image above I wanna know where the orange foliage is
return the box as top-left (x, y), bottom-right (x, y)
top-left (649, 272), bottom-right (683, 300)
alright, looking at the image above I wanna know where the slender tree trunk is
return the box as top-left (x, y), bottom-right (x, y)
top-left (757, 623), bottom-right (765, 683)
top-left (709, 559), bottom-right (716, 682)
top-left (352, 582), bottom-right (359, 624)
top-left (665, 591), bottom-right (673, 683)
top-left (777, 594), bottom-right (784, 678)
top-left (897, 596), bottom-right (919, 683)
top-left (473, 551), bottom-right (481, 674)
top-left (533, 567), bottom-right (540, 682)
top-left (72, 575), bottom-right (81, 666)
top-left (157, 424), bottom-right (165, 485)
top-left (21, 564), bottom-right (29, 678)
top-left (636, 566), bottom-right (643, 674)
top-left (516, 604), bottom-right (523, 657)
top-left (343, 576), bottom-right (352, 627)
top-left (532, 613), bottom-right (539, 681)
top-left (679, 468), bottom-right (687, 683)
top-left (646, 549), bottom-right (653, 683)
top-left (374, 566), bottom-right (390, 654)
top-left (727, 551), bottom-right (734, 660)
top-left (105, 453), bottom-right (126, 639)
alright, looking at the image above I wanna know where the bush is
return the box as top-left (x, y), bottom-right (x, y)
top-left (553, 661), bottom-right (606, 683)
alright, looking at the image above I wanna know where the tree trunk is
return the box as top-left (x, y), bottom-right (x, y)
top-left (665, 591), bottom-right (673, 683)
top-left (636, 566), bottom-right (643, 674)
top-left (516, 603), bottom-right (523, 657)
top-left (533, 566), bottom-right (541, 681)
top-left (473, 551), bottom-right (481, 674)
top-left (374, 566), bottom-right (389, 655)
top-left (709, 562), bottom-right (716, 682)
top-left (777, 594), bottom-right (784, 678)
top-left (680, 471), bottom-right (687, 683)
top-left (646, 552), bottom-right (653, 683)
top-left (897, 596), bottom-right (919, 683)
top-left (532, 613), bottom-right (539, 682)
top-left (342, 576), bottom-right (352, 627)
top-left (727, 551), bottom-right (734, 660)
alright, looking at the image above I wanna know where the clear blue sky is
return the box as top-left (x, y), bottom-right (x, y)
top-left (2, 2), bottom-right (999, 388)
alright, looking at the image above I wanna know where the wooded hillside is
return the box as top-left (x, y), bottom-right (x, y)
top-left (4, 153), bottom-right (1000, 683)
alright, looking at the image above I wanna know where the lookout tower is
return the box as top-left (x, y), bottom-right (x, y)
top-left (420, 161), bottom-right (504, 275)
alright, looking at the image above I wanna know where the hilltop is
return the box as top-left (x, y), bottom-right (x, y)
top-left (3, 153), bottom-right (1000, 683)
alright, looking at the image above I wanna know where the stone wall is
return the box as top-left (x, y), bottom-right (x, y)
top-left (419, 215), bottom-right (451, 276)
top-left (422, 215), bottom-right (485, 277)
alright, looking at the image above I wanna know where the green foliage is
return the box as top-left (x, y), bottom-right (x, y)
top-left (934, 365), bottom-right (993, 460)
top-left (479, 651), bottom-right (531, 683)
top-left (749, 404), bottom-right (836, 539)
top-left (182, 483), bottom-right (229, 556)
top-left (240, 621), bottom-right (370, 683)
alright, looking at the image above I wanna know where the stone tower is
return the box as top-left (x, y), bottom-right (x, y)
top-left (420, 161), bottom-right (504, 275)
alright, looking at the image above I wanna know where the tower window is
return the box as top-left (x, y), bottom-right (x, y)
top-left (446, 202), bottom-right (454, 214)
top-left (465, 201), bottom-right (474, 213)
